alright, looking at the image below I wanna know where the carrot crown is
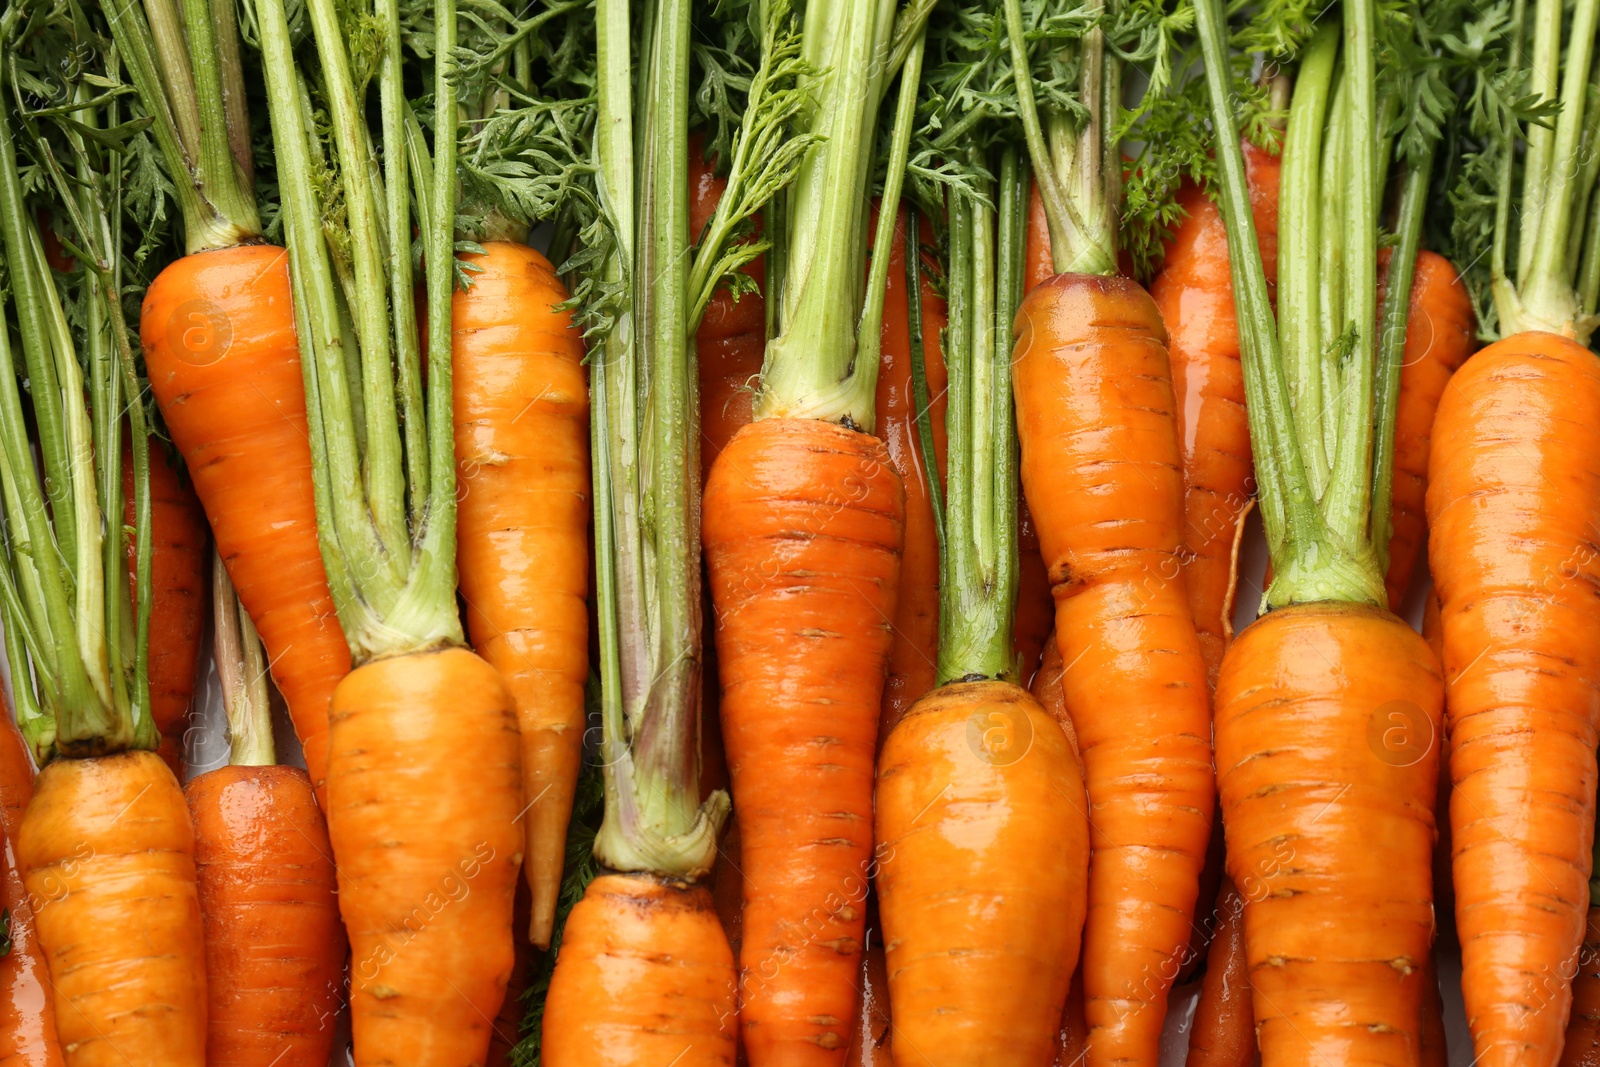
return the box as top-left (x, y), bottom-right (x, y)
top-left (0, 24), bottom-right (158, 761)
top-left (99, 0), bottom-right (260, 253)
top-left (1451, 0), bottom-right (1600, 340)
top-left (750, 0), bottom-right (929, 430)
top-left (583, 0), bottom-right (815, 878)
top-left (1194, 0), bottom-right (1463, 609)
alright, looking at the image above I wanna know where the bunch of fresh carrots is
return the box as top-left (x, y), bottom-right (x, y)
top-left (9, 0), bottom-right (1600, 1062)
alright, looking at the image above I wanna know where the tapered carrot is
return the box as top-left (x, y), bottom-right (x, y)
top-left (453, 240), bottom-right (589, 949)
top-left (102, 0), bottom-right (350, 798)
top-left (0, 709), bottom-right (62, 1067)
top-left (124, 441), bottom-right (208, 774)
top-left (1561, 891), bottom-right (1600, 1067)
top-left (875, 205), bottom-right (949, 739)
top-left (188, 553), bottom-right (344, 1067)
top-left (1185, 879), bottom-right (1253, 1067)
top-left (1379, 249), bottom-right (1474, 607)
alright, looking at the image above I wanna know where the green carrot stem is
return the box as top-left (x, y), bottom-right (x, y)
top-left (213, 551), bottom-right (275, 767)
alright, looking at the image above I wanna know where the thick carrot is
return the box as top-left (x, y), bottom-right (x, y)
top-left (1427, 331), bottom-right (1600, 1067)
top-left (543, 874), bottom-right (737, 1066)
top-left (1184, 878), bottom-right (1253, 1067)
top-left (327, 649), bottom-right (522, 1063)
top-left (453, 240), bottom-right (589, 949)
top-left (1148, 140), bottom-right (1281, 685)
top-left (19, 752), bottom-right (207, 1066)
top-left (142, 244), bottom-right (351, 796)
top-left (125, 441), bottom-right (208, 774)
top-left (877, 681), bottom-right (1089, 1066)
top-left (704, 417), bottom-right (904, 1063)
top-left (1012, 272), bottom-right (1214, 1064)
top-left (0, 711), bottom-right (62, 1067)
top-left (188, 765), bottom-right (344, 1066)
top-left (875, 207), bottom-right (949, 740)
top-left (1562, 905), bottom-right (1600, 1067)
top-left (1215, 603), bottom-right (1442, 1067)
top-left (1378, 249), bottom-right (1475, 608)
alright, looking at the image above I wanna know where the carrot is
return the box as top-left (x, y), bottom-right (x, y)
top-left (874, 205), bottom-right (949, 740)
top-left (486, 884), bottom-right (538, 1066)
top-left (1184, 879), bottom-right (1253, 1067)
top-left (1148, 140), bottom-right (1281, 686)
top-left (124, 441), bottom-right (208, 775)
top-left (103, 0), bottom-right (350, 799)
top-left (1191, 4), bottom-right (1460, 1062)
top-left (845, 926), bottom-right (892, 1067)
top-left (0, 709), bottom-right (63, 1067)
top-left (1561, 900), bottom-right (1600, 1067)
top-left (1378, 249), bottom-right (1475, 608)
top-left (453, 240), bottom-right (589, 949)
top-left (187, 553), bottom-right (344, 1067)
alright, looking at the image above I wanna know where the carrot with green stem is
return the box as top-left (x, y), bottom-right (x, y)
top-left (1191, 0), bottom-right (1465, 1059)
top-left (1424, 0), bottom-right (1600, 1056)
top-left (0, 23), bottom-right (207, 1063)
top-left (187, 553), bottom-right (344, 1067)
top-left (247, 0), bottom-right (528, 1051)
top-left (541, 1), bottom-right (822, 1062)
top-left (701, 2), bottom-right (931, 1060)
top-left (1004, 4), bottom-right (1214, 1060)
top-left (98, 0), bottom-right (350, 798)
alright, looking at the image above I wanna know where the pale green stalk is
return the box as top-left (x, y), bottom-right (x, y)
top-left (214, 552), bottom-right (276, 766)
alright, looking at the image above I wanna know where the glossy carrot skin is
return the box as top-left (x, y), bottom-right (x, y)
top-left (124, 442), bottom-right (208, 774)
top-left (704, 417), bottom-right (904, 1066)
top-left (1012, 272), bottom-right (1213, 1067)
top-left (0, 713), bottom-right (61, 1067)
top-left (875, 209), bottom-right (949, 740)
top-left (327, 648), bottom-right (522, 1066)
top-left (187, 765), bottom-right (345, 1066)
top-left (543, 873), bottom-right (738, 1066)
top-left (453, 240), bottom-right (589, 949)
top-left (1185, 878), bottom-right (1253, 1067)
top-left (877, 680), bottom-right (1089, 1067)
top-left (1149, 142), bottom-right (1281, 685)
top-left (844, 928), bottom-right (891, 1067)
top-left (1379, 250), bottom-right (1475, 608)
top-left (1561, 907), bottom-right (1600, 1067)
top-left (1217, 603), bottom-right (1442, 1067)
top-left (142, 245), bottom-right (351, 796)
top-left (19, 752), bottom-right (207, 1066)
top-left (1428, 331), bottom-right (1600, 1067)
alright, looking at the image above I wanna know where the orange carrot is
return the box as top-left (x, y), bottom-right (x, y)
top-left (1561, 904), bottom-right (1600, 1067)
top-left (125, 441), bottom-right (208, 775)
top-left (875, 206), bottom-right (949, 740)
top-left (1184, 878), bottom-right (1253, 1067)
top-left (20, 753), bottom-right (208, 1065)
top-left (1428, 331), bottom-right (1600, 1066)
top-left (187, 555), bottom-right (345, 1067)
top-left (1378, 249), bottom-right (1475, 608)
top-left (543, 875), bottom-right (737, 1065)
top-left (453, 240), bottom-right (590, 949)
top-left (1012, 273), bottom-right (1214, 1062)
top-left (0, 710), bottom-right (62, 1067)
top-left (845, 925), bottom-right (892, 1067)
top-left (142, 245), bottom-right (351, 797)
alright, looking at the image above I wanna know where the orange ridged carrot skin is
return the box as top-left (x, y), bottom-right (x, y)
top-left (1380, 250), bottom-right (1475, 608)
top-left (0, 714), bottom-right (62, 1067)
top-left (704, 417), bottom-right (904, 1066)
top-left (1427, 331), bottom-right (1600, 1067)
top-left (452, 240), bottom-right (589, 949)
top-left (125, 443), bottom-right (208, 775)
top-left (19, 752), bottom-right (207, 1066)
top-left (1149, 142), bottom-right (1282, 686)
top-left (1216, 603), bottom-right (1442, 1067)
top-left (1011, 272), bottom-right (1213, 1067)
top-left (142, 245), bottom-right (351, 795)
top-left (1184, 878), bottom-right (1253, 1067)
top-left (877, 680), bottom-right (1089, 1066)
top-left (875, 209), bottom-right (949, 741)
top-left (326, 647), bottom-right (522, 1066)
top-left (1561, 908), bottom-right (1600, 1067)
top-left (187, 765), bottom-right (344, 1066)
top-left (543, 873), bottom-right (737, 1066)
